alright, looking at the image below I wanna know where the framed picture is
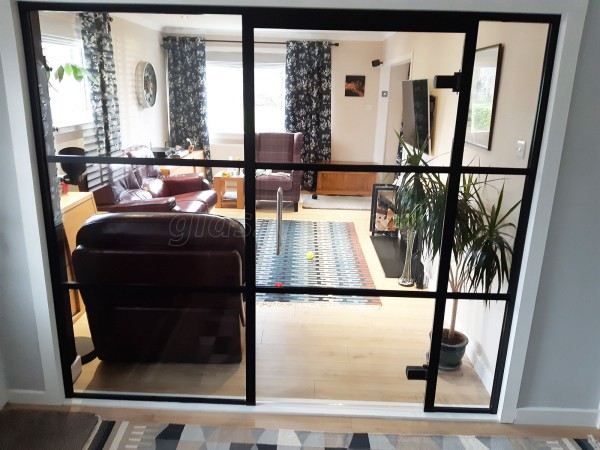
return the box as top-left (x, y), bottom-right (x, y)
top-left (370, 184), bottom-right (398, 235)
top-left (465, 44), bottom-right (503, 150)
top-left (345, 75), bottom-right (365, 97)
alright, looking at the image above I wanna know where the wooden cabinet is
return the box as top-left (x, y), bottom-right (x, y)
top-left (60, 191), bottom-right (98, 321)
top-left (316, 162), bottom-right (377, 196)
top-left (160, 150), bottom-right (205, 177)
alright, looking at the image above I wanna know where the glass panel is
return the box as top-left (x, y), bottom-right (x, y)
top-left (462, 21), bottom-right (549, 167)
top-left (449, 174), bottom-right (524, 295)
top-left (433, 299), bottom-right (506, 408)
top-left (254, 172), bottom-right (446, 292)
top-left (254, 29), bottom-right (465, 168)
top-left (71, 285), bottom-right (246, 399)
top-left (53, 154), bottom-right (246, 399)
top-left (256, 294), bottom-right (433, 403)
top-left (40, 11), bottom-right (244, 166)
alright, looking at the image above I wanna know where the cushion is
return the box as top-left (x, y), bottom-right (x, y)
top-left (256, 173), bottom-right (293, 191)
top-left (256, 133), bottom-right (294, 163)
top-left (173, 190), bottom-right (218, 208)
top-left (126, 145), bottom-right (162, 181)
top-left (143, 178), bottom-right (170, 198)
top-left (111, 169), bottom-right (141, 200)
top-left (117, 188), bottom-right (153, 203)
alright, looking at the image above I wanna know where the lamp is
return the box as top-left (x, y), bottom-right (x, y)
top-left (58, 147), bottom-right (88, 191)
top-left (371, 59), bottom-right (383, 67)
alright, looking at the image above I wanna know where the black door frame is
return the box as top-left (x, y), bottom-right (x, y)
top-left (18, 1), bottom-right (560, 414)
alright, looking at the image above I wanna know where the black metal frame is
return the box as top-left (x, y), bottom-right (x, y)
top-left (18, 1), bottom-right (560, 414)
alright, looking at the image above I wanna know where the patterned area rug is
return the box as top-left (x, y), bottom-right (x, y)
top-left (89, 421), bottom-right (599, 449)
top-left (255, 219), bottom-right (380, 306)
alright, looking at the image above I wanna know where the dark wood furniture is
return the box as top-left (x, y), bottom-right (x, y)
top-left (316, 161), bottom-right (378, 197)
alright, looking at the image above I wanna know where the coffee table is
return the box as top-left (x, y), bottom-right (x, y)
top-left (214, 171), bottom-right (244, 209)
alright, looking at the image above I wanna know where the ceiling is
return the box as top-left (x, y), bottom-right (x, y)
top-left (111, 13), bottom-right (393, 41)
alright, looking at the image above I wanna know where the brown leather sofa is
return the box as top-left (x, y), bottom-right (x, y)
top-left (73, 212), bottom-right (246, 363)
top-left (93, 146), bottom-right (217, 213)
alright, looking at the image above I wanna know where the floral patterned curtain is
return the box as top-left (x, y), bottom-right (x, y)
top-left (163, 36), bottom-right (212, 182)
top-left (285, 41), bottom-right (332, 190)
top-left (79, 12), bottom-right (121, 156)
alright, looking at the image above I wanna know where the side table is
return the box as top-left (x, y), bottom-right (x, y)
top-left (214, 171), bottom-right (245, 209)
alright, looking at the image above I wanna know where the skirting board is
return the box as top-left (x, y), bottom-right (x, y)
top-left (8, 389), bottom-right (54, 405)
top-left (515, 407), bottom-right (600, 428)
top-left (465, 345), bottom-right (493, 395)
top-left (71, 355), bottom-right (82, 383)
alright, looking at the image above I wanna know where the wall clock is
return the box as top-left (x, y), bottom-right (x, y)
top-left (135, 61), bottom-right (157, 108)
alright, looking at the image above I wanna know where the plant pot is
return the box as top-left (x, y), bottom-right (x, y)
top-left (439, 329), bottom-right (468, 371)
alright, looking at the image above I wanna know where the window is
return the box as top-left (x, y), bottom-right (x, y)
top-left (42, 37), bottom-right (93, 128)
top-left (206, 60), bottom-right (285, 135)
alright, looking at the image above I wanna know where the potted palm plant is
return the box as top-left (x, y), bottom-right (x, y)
top-left (395, 136), bottom-right (520, 370)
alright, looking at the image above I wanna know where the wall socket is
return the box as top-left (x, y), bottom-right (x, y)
top-left (516, 140), bottom-right (526, 159)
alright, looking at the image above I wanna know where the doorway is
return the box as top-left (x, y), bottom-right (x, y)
top-left (20, 4), bottom-right (559, 414)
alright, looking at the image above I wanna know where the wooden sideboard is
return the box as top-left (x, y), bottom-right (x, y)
top-left (60, 191), bottom-right (98, 321)
top-left (160, 150), bottom-right (205, 177)
top-left (316, 161), bottom-right (378, 197)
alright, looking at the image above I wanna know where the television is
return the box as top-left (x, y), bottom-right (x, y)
top-left (401, 79), bottom-right (431, 154)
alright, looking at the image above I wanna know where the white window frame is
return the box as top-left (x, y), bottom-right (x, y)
top-left (41, 35), bottom-right (93, 129)
top-left (206, 49), bottom-right (286, 141)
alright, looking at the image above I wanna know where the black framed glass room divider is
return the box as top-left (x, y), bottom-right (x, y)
top-left (19, 2), bottom-right (559, 413)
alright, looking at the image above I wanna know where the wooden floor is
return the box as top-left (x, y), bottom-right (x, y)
top-left (72, 198), bottom-right (489, 407)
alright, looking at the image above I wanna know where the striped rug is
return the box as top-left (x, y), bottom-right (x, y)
top-left (255, 219), bottom-right (380, 306)
top-left (89, 421), bottom-right (599, 449)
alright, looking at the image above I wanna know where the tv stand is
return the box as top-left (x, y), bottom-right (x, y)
top-left (315, 161), bottom-right (377, 197)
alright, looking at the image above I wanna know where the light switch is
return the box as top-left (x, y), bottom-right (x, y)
top-left (516, 140), bottom-right (526, 159)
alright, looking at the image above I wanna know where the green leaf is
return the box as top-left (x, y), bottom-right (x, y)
top-left (64, 63), bottom-right (73, 76)
top-left (72, 65), bottom-right (83, 82)
top-left (81, 68), bottom-right (99, 85)
top-left (55, 65), bottom-right (64, 82)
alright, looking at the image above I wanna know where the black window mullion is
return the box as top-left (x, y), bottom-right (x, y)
top-left (241, 15), bottom-right (257, 407)
top-left (425, 21), bottom-right (480, 412)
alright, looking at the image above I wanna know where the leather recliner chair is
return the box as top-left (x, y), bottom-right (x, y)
top-left (73, 212), bottom-right (246, 364)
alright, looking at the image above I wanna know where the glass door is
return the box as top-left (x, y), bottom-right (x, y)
top-left (244, 11), bottom-right (471, 407)
top-left (21, 3), bottom-right (558, 413)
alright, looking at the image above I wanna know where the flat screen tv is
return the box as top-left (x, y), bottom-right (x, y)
top-left (401, 79), bottom-right (430, 154)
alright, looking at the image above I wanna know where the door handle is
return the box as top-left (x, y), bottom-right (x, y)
top-left (406, 365), bottom-right (429, 380)
top-left (276, 187), bottom-right (283, 255)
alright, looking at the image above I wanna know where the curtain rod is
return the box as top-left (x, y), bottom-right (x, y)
top-left (209, 40), bottom-right (339, 46)
top-left (171, 39), bottom-right (339, 46)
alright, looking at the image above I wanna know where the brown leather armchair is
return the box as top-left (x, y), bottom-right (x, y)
top-left (255, 132), bottom-right (303, 211)
top-left (93, 146), bottom-right (217, 213)
top-left (73, 212), bottom-right (246, 363)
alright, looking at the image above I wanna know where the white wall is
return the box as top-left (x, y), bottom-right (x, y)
top-left (331, 40), bottom-right (382, 162)
top-left (0, 15), bottom-right (45, 394)
top-left (1, 0), bottom-right (63, 404)
top-left (383, 63), bottom-right (411, 165)
top-left (111, 16), bottom-right (169, 149)
top-left (517, 0), bottom-right (600, 424)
